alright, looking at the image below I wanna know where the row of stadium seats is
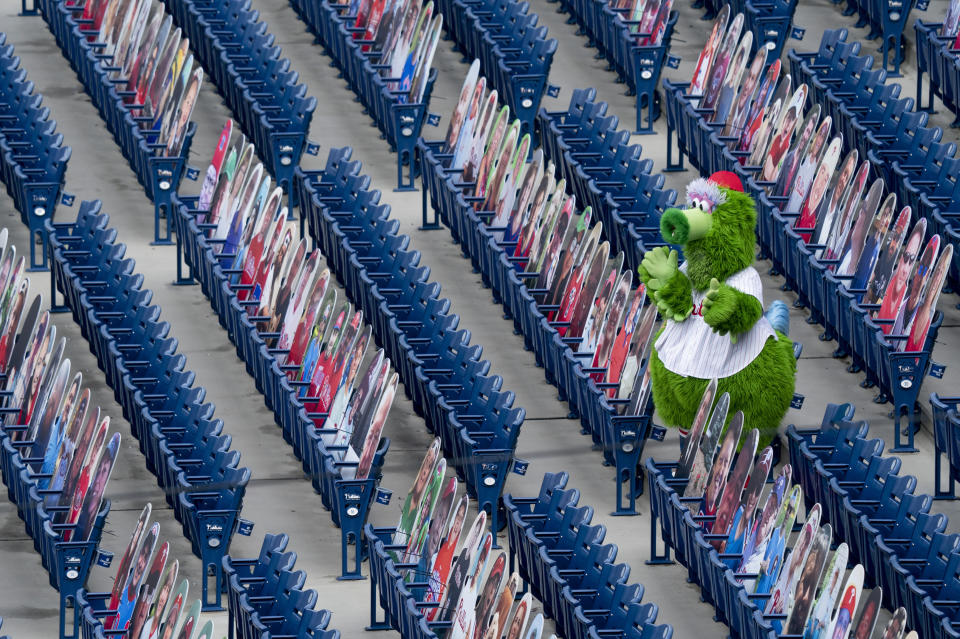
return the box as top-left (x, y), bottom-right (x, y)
top-left (295, 148), bottom-right (525, 536)
top-left (536, 87), bottom-right (677, 275)
top-left (433, 0), bottom-right (557, 144)
top-left (364, 521), bottom-right (447, 638)
top-left (222, 533), bottom-right (341, 639)
top-left (171, 190), bottom-right (391, 580)
top-left (788, 29), bottom-right (958, 293)
top-left (786, 406), bottom-right (960, 639)
top-left (504, 472), bottom-right (674, 639)
top-left (0, 33), bottom-right (70, 269)
top-left (0, 408), bottom-right (111, 638)
top-left (46, 202), bottom-right (251, 611)
top-left (645, 404), bottom-right (854, 639)
top-left (159, 0), bottom-right (315, 200)
top-left (287, 0), bottom-right (438, 190)
top-left (363, 471), bottom-right (673, 639)
top-left (552, 0), bottom-right (677, 133)
top-left (37, 0), bottom-right (196, 242)
top-left (419, 132), bottom-right (655, 515)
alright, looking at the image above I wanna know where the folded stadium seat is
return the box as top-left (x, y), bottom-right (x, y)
top-left (931, 394), bottom-right (960, 497)
top-left (545, 540), bottom-right (619, 627)
top-left (569, 578), bottom-right (643, 639)
top-left (289, 0), bottom-right (438, 188)
top-left (841, 472), bottom-right (918, 577)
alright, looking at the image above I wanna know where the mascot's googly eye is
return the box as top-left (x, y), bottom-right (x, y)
top-left (685, 177), bottom-right (728, 211)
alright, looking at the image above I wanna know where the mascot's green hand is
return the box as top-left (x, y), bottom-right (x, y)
top-left (703, 278), bottom-right (721, 309)
top-left (654, 290), bottom-right (691, 323)
top-left (637, 263), bottom-right (653, 288)
top-left (703, 278), bottom-right (740, 343)
top-left (640, 247), bottom-right (679, 291)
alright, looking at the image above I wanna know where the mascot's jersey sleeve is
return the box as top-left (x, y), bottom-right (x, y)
top-left (654, 264), bottom-right (777, 379)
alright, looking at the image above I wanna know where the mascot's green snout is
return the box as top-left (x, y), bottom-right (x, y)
top-left (639, 171), bottom-right (798, 449)
top-left (659, 201), bottom-right (713, 246)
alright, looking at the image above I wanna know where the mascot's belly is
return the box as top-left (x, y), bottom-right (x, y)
top-left (654, 302), bottom-right (777, 379)
top-left (649, 330), bottom-right (796, 448)
top-left (655, 266), bottom-right (777, 379)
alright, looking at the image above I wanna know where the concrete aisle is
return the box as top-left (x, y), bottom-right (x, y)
top-left (0, 0), bottom-right (958, 635)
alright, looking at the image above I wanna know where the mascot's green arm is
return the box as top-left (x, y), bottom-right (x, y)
top-left (656, 270), bottom-right (693, 318)
top-left (703, 282), bottom-right (762, 336)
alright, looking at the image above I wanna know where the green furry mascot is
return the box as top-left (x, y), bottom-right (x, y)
top-left (638, 171), bottom-right (797, 448)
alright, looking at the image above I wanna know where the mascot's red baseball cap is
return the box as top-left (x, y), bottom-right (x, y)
top-left (709, 171), bottom-right (743, 192)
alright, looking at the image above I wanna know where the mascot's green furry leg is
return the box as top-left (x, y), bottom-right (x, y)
top-left (649, 332), bottom-right (796, 449)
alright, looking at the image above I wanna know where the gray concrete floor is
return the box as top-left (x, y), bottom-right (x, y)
top-left (0, 0), bottom-right (959, 637)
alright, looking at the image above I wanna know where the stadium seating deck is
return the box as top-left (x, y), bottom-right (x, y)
top-left (0, 0), bottom-right (958, 636)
